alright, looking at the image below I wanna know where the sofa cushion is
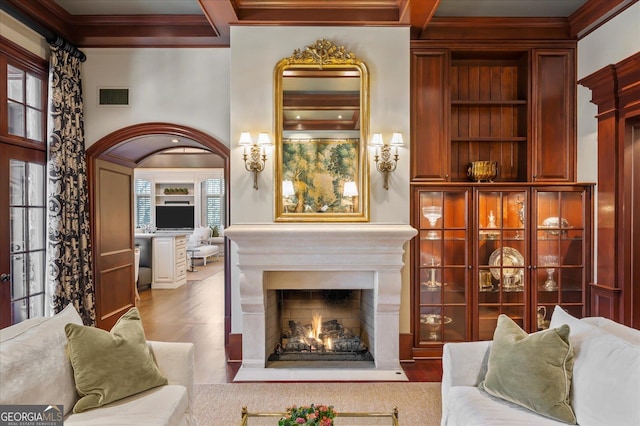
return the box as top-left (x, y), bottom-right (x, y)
top-left (549, 307), bottom-right (640, 425)
top-left (446, 386), bottom-right (566, 426)
top-left (479, 314), bottom-right (576, 424)
top-left (64, 385), bottom-right (188, 426)
top-left (0, 304), bottom-right (83, 416)
top-left (581, 316), bottom-right (640, 345)
top-left (571, 332), bottom-right (640, 426)
top-left (65, 307), bottom-right (168, 413)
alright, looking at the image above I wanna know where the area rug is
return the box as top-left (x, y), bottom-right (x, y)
top-left (186, 259), bottom-right (224, 281)
top-left (194, 382), bottom-right (441, 425)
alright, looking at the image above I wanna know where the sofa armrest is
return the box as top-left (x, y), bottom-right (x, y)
top-left (441, 340), bottom-right (492, 425)
top-left (147, 341), bottom-right (194, 413)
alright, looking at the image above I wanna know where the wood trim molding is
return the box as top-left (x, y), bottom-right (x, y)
top-left (420, 17), bottom-right (571, 41)
top-left (569, 0), bottom-right (638, 39)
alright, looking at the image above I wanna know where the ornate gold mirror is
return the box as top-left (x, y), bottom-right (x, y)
top-left (274, 39), bottom-right (369, 222)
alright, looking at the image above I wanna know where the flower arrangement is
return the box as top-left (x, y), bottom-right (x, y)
top-left (278, 404), bottom-right (337, 426)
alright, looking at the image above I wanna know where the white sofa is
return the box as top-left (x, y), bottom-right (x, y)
top-left (187, 226), bottom-right (219, 265)
top-left (441, 306), bottom-right (640, 425)
top-left (0, 305), bottom-right (196, 425)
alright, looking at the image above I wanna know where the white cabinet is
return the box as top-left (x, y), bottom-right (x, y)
top-left (152, 234), bottom-right (188, 289)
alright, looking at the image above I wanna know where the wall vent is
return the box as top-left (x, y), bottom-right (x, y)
top-left (98, 88), bottom-right (129, 106)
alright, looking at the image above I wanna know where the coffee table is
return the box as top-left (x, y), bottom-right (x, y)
top-left (240, 406), bottom-right (399, 425)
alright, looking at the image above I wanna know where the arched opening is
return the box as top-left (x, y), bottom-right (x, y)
top-left (86, 122), bottom-right (231, 340)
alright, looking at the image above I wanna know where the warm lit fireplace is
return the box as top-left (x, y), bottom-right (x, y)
top-left (225, 224), bottom-right (417, 381)
top-left (267, 289), bottom-right (374, 365)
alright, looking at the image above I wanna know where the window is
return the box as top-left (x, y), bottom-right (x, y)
top-left (202, 177), bottom-right (225, 229)
top-left (135, 179), bottom-right (152, 228)
top-left (1, 38), bottom-right (47, 146)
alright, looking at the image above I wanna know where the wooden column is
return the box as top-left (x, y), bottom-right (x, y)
top-left (579, 52), bottom-right (640, 327)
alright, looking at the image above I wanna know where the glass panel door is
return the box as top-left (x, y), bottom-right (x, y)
top-left (476, 189), bottom-right (528, 340)
top-left (416, 188), bottom-right (469, 344)
top-left (0, 143), bottom-right (46, 327)
top-left (534, 188), bottom-right (588, 327)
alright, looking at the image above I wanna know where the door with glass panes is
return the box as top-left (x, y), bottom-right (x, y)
top-left (0, 144), bottom-right (46, 328)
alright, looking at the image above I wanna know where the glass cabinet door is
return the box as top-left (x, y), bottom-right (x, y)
top-left (416, 189), bottom-right (469, 344)
top-left (475, 189), bottom-right (528, 340)
top-left (534, 188), bottom-right (589, 329)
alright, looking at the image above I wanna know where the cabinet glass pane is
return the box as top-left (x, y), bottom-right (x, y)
top-left (419, 238), bottom-right (441, 266)
top-left (561, 234), bottom-right (583, 265)
top-left (10, 160), bottom-right (25, 205)
top-left (419, 306), bottom-right (451, 342)
top-left (27, 163), bottom-right (44, 206)
top-left (504, 192), bottom-right (526, 230)
top-left (10, 207), bottom-right (25, 253)
top-left (443, 306), bottom-right (466, 342)
top-left (419, 192), bottom-right (443, 230)
top-left (443, 192), bottom-right (466, 228)
top-left (443, 268), bottom-right (466, 304)
top-left (561, 191), bottom-right (583, 228)
top-left (561, 268), bottom-right (583, 295)
top-left (443, 233), bottom-right (466, 265)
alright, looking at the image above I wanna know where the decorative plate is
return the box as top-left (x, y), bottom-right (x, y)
top-left (489, 247), bottom-right (525, 282)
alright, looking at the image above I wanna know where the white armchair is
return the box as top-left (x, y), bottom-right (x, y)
top-left (186, 226), bottom-right (219, 265)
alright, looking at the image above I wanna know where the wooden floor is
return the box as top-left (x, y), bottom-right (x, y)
top-left (137, 269), bottom-right (442, 383)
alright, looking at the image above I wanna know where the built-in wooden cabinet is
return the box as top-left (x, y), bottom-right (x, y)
top-left (411, 45), bottom-right (576, 184)
top-left (409, 42), bottom-right (586, 358)
top-left (412, 184), bottom-right (592, 352)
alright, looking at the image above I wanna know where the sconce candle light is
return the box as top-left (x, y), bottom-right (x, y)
top-left (239, 132), bottom-right (271, 190)
top-left (371, 132), bottom-right (403, 190)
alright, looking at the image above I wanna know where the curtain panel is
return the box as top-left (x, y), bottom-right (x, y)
top-left (47, 45), bottom-right (95, 326)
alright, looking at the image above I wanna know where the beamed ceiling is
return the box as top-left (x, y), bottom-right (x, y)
top-left (2, 0), bottom-right (637, 48)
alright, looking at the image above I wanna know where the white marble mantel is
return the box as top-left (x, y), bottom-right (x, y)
top-left (225, 223), bottom-right (417, 381)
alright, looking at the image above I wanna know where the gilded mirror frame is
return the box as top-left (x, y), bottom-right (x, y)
top-left (274, 39), bottom-right (369, 222)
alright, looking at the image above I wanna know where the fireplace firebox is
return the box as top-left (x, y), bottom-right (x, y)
top-left (267, 290), bottom-right (374, 364)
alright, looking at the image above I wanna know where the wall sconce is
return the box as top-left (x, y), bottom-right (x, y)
top-left (239, 132), bottom-right (271, 190)
top-left (371, 132), bottom-right (403, 190)
top-left (342, 181), bottom-right (358, 212)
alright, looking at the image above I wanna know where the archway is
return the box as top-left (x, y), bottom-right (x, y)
top-left (86, 123), bottom-right (231, 338)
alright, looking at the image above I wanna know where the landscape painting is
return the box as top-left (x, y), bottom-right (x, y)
top-left (281, 138), bottom-right (360, 216)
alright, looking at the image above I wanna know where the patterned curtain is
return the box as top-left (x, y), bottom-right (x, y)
top-left (47, 45), bottom-right (96, 326)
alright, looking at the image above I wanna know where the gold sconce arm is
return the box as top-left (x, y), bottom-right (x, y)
top-left (371, 132), bottom-right (403, 190)
top-left (240, 132), bottom-right (270, 190)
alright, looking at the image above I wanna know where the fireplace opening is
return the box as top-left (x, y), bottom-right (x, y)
top-left (266, 289), bottom-right (375, 367)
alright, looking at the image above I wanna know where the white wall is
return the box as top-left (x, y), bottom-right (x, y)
top-left (576, 3), bottom-right (640, 281)
top-left (229, 26), bottom-right (412, 334)
top-left (80, 47), bottom-right (231, 147)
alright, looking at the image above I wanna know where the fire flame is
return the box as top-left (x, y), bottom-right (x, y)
top-left (311, 313), bottom-right (322, 341)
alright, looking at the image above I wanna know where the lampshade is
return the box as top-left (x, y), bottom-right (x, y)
top-left (282, 180), bottom-right (295, 197)
top-left (343, 181), bottom-right (358, 197)
top-left (238, 132), bottom-right (252, 146)
top-left (257, 132), bottom-right (271, 145)
top-left (370, 133), bottom-right (384, 147)
top-left (390, 132), bottom-right (404, 146)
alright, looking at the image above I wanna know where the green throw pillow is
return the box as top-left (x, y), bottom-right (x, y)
top-left (65, 307), bottom-right (168, 413)
top-left (479, 314), bottom-right (576, 424)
